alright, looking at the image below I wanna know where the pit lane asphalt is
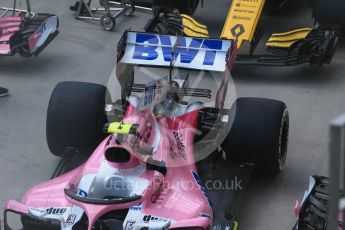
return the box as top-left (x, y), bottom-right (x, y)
top-left (0, 0), bottom-right (344, 229)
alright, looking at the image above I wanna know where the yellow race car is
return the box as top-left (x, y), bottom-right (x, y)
top-left (145, 0), bottom-right (342, 67)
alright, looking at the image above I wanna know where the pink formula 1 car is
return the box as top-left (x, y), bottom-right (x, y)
top-left (4, 32), bottom-right (289, 230)
top-left (0, 0), bottom-right (59, 57)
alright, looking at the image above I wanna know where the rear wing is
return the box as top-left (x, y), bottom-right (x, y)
top-left (117, 31), bottom-right (235, 72)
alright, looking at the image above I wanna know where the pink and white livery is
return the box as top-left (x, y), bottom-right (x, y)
top-left (0, 0), bottom-right (58, 57)
top-left (4, 31), bottom-right (290, 230)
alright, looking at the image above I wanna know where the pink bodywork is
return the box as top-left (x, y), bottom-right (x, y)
top-left (0, 16), bottom-right (21, 55)
top-left (5, 101), bottom-right (213, 229)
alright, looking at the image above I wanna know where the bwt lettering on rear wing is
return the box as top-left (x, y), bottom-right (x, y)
top-left (119, 32), bottom-right (234, 72)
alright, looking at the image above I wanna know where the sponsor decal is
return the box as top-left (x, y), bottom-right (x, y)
top-left (77, 188), bottom-right (88, 197)
top-left (168, 134), bottom-right (177, 160)
top-left (192, 171), bottom-right (213, 208)
top-left (129, 121), bottom-right (153, 155)
top-left (123, 211), bottom-right (170, 229)
top-left (29, 207), bottom-right (45, 214)
top-left (142, 215), bottom-right (168, 223)
top-left (66, 214), bottom-right (77, 225)
top-left (133, 34), bottom-right (222, 65)
top-left (129, 202), bottom-right (143, 211)
top-left (151, 182), bottom-right (163, 203)
top-left (45, 207), bottom-right (67, 215)
top-left (29, 207), bottom-right (67, 217)
top-left (29, 205), bottom-right (84, 228)
top-left (173, 132), bottom-right (187, 160)
top-left (122, 32), bottom-right (232, 72)
top-left (199, 212), bottom-right (212, 219)
top-left (125, 220), bottom-right (136, 230)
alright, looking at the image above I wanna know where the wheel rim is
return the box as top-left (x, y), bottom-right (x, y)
top-left (101, 16), bottom-right (114, 30)
top-left (279, 111), bottom-right (289, 170)
top-left (124, 4), bottom-right (135, 16)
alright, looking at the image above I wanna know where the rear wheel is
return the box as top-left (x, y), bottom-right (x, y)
top-left (222, 98), bottom-right (289, 176)
top-left (46, 81), bottom-right (108, 157)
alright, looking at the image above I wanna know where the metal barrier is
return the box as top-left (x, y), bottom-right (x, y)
top-left (329, 114), bottom-right (345, 230)
top-left (0, 0), bottom-right (33, 17)
top-left (70, 0), bottom-right (136, 31)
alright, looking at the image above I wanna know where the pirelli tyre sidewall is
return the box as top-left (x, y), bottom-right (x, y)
top-left (222, 98), bottom-right (290, 176)
top-left (313, 0), bottom-right (345, 34)
top-left (46, 81), bottom-right (108, 157)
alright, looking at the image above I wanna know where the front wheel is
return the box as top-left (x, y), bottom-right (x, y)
top-left (312, 0), bottom-right (345, 35)
top-left (222, 98), bottom-right (289, 176)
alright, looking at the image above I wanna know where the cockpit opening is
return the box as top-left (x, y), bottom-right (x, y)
top-left (105, 147), bottom-right (131, 164)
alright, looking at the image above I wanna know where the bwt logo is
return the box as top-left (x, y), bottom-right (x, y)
top-left (45, 207), bottom-right (67, 215)
top-left (133, 34), bottom-right (224, 66)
